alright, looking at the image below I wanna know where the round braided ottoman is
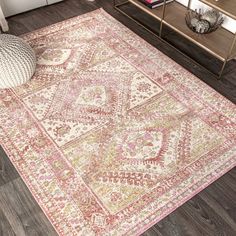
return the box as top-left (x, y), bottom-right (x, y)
top-left (0, 34), bottom-right (36, 89)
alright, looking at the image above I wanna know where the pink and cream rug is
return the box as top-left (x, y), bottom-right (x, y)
top-left (0, 8), bottom-right (236, 236)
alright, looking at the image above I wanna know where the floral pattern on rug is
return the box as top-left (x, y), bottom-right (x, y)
top-left (0, 8), bottom-right (236, 236)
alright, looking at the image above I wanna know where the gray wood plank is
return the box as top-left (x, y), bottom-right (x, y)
top-left (143, 170), bottom-right (236, 236)
top-left (0, 146), bottom-right (19, 187)
top-left (0, 178), bottom-right (57, 236)
top-left (0, 206), bottom-right (16, 236)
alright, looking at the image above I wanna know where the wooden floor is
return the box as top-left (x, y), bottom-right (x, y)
top-left (0, 0), bottom-right (236, 235)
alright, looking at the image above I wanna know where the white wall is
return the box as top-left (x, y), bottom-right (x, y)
top-left (177, 0), bottom-right (236, 33)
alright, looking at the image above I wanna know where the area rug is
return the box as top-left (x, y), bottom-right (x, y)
top-left (0, 8), bottom-right (236, 236)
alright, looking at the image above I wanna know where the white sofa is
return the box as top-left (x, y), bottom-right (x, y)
top-left (0, 3), bottom-right (8, 31)
top-left (0, 0), bottom-right (62, 17)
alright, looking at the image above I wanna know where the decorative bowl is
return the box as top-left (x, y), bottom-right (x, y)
top-left (185, 9), bottom-right (224, 34)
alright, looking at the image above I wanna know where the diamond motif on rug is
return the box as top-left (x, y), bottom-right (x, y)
top-left (129, 71), bottom-right (163, 109)
top-left (75, 85), bottom-right (107, 107)
top-left (37, 49), bottom-right (72, 66)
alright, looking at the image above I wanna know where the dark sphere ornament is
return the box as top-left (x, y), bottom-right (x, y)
top-left (195, 20), bottom-right (210, 33)
top-left (185, 9), bottom-right (224, 34)
top-left (201, 10), bottom-right (219, 26)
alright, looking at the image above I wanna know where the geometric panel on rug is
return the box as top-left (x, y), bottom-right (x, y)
top-left (129, 71), bottom-right (163, 109)
top-left (42, 118), bottom-right (106, 147)
top-left (77, 40), bottom-right (116, 70)
top-left (23, 83), bottom-right (59, 120)
top-left (45, 71), bottom-right (125, 123)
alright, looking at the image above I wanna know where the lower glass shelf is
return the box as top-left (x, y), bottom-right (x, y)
top-left (128, 0), bottom-right (236, 61)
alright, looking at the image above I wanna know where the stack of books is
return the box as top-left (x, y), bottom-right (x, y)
top-left (140, 0), bottom-right (174, 9)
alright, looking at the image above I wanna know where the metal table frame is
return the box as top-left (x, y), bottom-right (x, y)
top-left (113, 0), bottom-right (236, 79)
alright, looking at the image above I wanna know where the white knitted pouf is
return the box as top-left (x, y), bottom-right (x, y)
top-left (0, 34), bottom-right (36, 89)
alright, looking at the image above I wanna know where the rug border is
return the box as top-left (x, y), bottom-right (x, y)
top-left (134, 163), bottom-right (236, 236)
top-left (0, 139), bottom-right (62, 236)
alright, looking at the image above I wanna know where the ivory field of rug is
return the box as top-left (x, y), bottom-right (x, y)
top-left (0, 8), bottom-right (236, 236)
